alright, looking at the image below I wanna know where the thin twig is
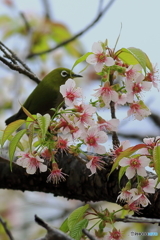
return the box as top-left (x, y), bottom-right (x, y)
top-left (82, 229), bottom-right (97, 240)
top-left (109, 74), bottom-right (120, 148)
top-left (0, 56), bottom-right (40, 84)
top-left (41, 0), bottom-right (52, 19)
top-left (0, 217), bottom-right (15, 240)
top-left (27, 0), bottom-right (116, 59)
top-left (116, 215), bottom-right (160, 224)
top-left (35, 215), bottom-right (74, 240)
top-left (0, 41), bottom-right (34, 73)
top-left (0, 45), bottom-right (17, 64)
top-left (20, 12), bottom-right (31, 33)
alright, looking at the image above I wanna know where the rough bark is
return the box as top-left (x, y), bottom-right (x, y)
top-left (0, 151), bottom-right (160, 219)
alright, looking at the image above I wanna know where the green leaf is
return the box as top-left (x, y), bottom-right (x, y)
top-left (0, 131), bottom-right (3, 145)
top-left (153, 145), bottom-right (160, 180)
top-left (109, 144), bottom-right (146, 176)
top-left (144, 52), bottom-right (153, 72)
top-left (9, 129), bottom-right (26, 169)
top-left (70, 219), bottom-right (88, 240)
top-left (37, 113), bottom-right (51, 139)
top-left (59, 218), bottom-right (69, 233)
top-left (68, 204), bottom-right (89, 231)
top-left (22, 106), bottom-right (36, 121)
top-left (28, 122), bottom-right (35, 152)
top-left (118, 166), bottom-right (128, 184)
top-left (71, 52), bottom-right (93, 71)
top-left (116, 47), bottom-right (149, 74)
top-left (1, 120), bottom-right (26, 146)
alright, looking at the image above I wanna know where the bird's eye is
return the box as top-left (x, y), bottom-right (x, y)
top-left (61, 70), bottom-right (68, 78)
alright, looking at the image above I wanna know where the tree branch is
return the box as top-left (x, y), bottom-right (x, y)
top-left (0, 151), bottom-right (159, 219)
top-left (27, 0), bottom-right (116, 59)
top-left (0, 42), bottom-right (40, 84)
top-left (41, 0), bottom-right (52, 20)
top-left (0, 217), bottom-right (15, 240)
top-left (35, 215), bottom-right (74, 240)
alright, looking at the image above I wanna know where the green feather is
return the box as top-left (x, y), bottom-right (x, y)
top-left (5, 68), bottom-right (82, 125)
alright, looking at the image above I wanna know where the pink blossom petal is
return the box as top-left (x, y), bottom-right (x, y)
top-left (119, 157), bottom-right (130, 166)
top-left (26, 164), bottom-right (36, 174)
top-left (94, 145), bottom-right (106, 154)
top-left (92, 42), bottom-right (103, 54)
top-left (126, 167), bottom-right (136, 179)
top-left (142, 81), bottom-right (152, 91)
top-left (111, 90), bottom-right (119, 102)
top-left (105, 57), bottom-right (115, 66)
top-left (98, 131), bottom-right (108, 143)
top-left (86, 54), bottom-right (97, 64)
top-left (39, 163), bottom-right (48, 172)
top-left (95, 62), bottom-right (103, 72)
top-left (137, 167), bottom-right (147, 177)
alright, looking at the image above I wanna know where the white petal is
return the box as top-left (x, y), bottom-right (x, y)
top-left (95, 63), bottom-right (103, 72)
top-left (142, 81), bottom-right (152, 91)
top-left (137, 167), bottom-right (147, 176)
top-left (26, 165), bottom-right (36, 174)
top-left (98, 131), bottom-right (108, 143)
top-left (86, 54), bottom-right (97, 64)
top-left (39, 163), bottom-right (47, 172)
top-left (95, 145), bottom-right (106, 154)
top-left (92, 42), bottom-right (103, 54)
top-left (111, 90), bottom-right (119, 102)
top-left (105, 57), bottom-right (115, 66)
top-left (119, 157), bottom-right (130, 166)
top-left (126, 167), bottom-right (135, 179)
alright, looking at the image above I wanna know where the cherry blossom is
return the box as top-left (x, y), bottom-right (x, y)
top-left (124, 201), bottom-right (142, 213)
top-left (126, 73), bottom-right (152, 103)
top-left (127, 100), bottom-right (151, 120)
top-left (16, 151), bottom-right (31, 168)
top-left (60, 79), bottom-right (82, 106)
top-left (144, 65), bottom-right (160, 90)
top-left (83, 126), bottom-right (108, 154)
top-left (97, 116), bottom-right (119, 132)
top-left (119, 156), bottom-right (150, 179)
top-left (56, 135), bottom-right (72, 151)
top-left (129, 193), bottom-right (151, 207)
top-left (93, 82), bottom-right (118, 107)
top-left (141, 178), bottom-right (156, 193)
top-left (47, 163), bottom-right (68, 184)
top-left (74, 103), bottom-right (96, 128)
top-left (116, 93), bottom-right (128, 105)
top-left (117, 189), bottom-right (132, 203)
top-left (111, 140), bottom-right (130, 158)
top-left (16, 152), bottom-right (47, 174)
top-left (125, 64), bottom-right (142, 81)
top-left (40, 147), bottom-right (53, 160)
top-left (86, 156), bottom-right (105, 175)
top-left (117, 188), bottom-right (138, 203)
top-left (108, 228), bottom-right (122, 240)
top-left (86, 42), bottom-right (115, 72)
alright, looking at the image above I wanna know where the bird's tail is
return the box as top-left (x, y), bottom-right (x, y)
top-left (5, 114), bottom-right (17, 125)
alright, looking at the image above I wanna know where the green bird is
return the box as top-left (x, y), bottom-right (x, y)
top-left (5, 67), bottom-right (82, 125)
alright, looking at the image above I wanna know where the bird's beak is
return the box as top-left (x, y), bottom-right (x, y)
top-left (72, 73), bottom-right (82, 78)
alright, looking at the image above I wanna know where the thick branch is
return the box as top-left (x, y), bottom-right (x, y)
top-left (0, 152), bottom-right (160, 219)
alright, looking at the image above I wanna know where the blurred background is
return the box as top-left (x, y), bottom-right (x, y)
top-left (0, 0), bottom-right (160, 239)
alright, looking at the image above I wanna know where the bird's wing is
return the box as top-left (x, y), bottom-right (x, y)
top-left (16, 82), bottom-right (62, 118)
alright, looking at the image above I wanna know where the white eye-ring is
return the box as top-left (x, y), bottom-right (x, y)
top-left (61, 70), bottom-right (68, 77)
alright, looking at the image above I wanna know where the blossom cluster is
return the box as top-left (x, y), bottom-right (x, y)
top-left (86, 41), bottom-right (159, 121)
top-left (15, 78), bottom-right (118, 180)
top-left (14, 40), bottom-right (159, 191)
top-left (116, 137), bottom-right (160, 211)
